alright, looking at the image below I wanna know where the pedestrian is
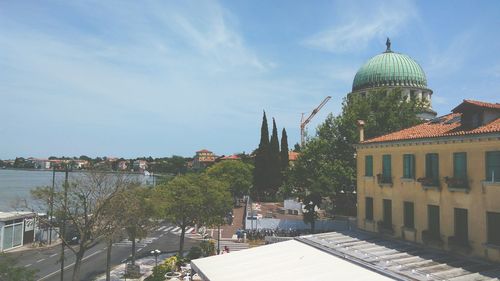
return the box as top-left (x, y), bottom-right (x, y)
top-left (224, 246), bottom-right (230, 253)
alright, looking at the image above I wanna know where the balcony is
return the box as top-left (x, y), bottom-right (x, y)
top-left (448, 236), bottom-right (472, 254)
top-left (422, 230), bottom-right (444, 247)
top-left (377, 220), bottom-right (394, 235)
top-left (444, 176), bottom-right (470, 192)
top-left (417, 177), bottom-right (440, 190)
top-left (376, 174), bottom-right (393, 187)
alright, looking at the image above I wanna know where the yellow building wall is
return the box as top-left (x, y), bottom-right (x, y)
top-left (356, 136), bottom-right (500, 262)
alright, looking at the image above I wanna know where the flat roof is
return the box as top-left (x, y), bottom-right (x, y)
top-left (300, 231), bottom-right (500, 281)
top-left (0, 211), bottom-right (35, 221)
top-left (191, 239), bottom-right (395, 281)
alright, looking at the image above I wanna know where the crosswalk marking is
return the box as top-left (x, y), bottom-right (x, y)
top-left (164, 226), bottom-right (174, 232)
top-left (158, 226), bottom-right (167, 231)
top-left (186, 227), bottom-right (194, 233)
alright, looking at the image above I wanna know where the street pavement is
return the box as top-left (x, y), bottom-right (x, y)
top-left (9, 222), bottom-right (199, 281)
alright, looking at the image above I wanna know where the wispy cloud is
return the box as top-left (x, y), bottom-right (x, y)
top-left (302, 0), bottom-right (417, 53)
top-left (425, 30), bottom-right (476, 77)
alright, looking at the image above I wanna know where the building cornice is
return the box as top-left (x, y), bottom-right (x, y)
top-left (355, 133), bottom-right (500, 150)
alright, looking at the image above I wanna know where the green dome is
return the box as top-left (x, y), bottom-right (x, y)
top-left (352, 51), bottom-right (427, 92)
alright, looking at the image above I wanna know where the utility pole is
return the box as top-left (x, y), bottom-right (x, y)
top-left (49, 166), bottom-right (55, 245)
top-left (60, 166), bottom-right (68, 281)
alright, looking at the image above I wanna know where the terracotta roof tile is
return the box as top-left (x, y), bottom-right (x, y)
top-left (363, 113), bottom-right (500, 144)
top-left (462, 99), bottom-right (500, 109)
top-left (289, 151), bottom-right (300, 161)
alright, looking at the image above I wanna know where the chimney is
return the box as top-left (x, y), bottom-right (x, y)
top-left (356, 120), bottom-right (365, 142)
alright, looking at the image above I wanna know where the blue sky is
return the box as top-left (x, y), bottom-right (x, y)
top-left (1, 0), bottom-right (499, 159)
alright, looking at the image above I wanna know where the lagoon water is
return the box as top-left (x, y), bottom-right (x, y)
top-left (0, 169), bottom-right (152, 212)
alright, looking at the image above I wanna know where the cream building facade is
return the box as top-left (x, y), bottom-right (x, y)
top-left (356, 100), bottom-right (500, 262)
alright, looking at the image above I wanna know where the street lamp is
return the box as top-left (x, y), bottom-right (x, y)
top-left (151, 249), bottom-right (161, 267)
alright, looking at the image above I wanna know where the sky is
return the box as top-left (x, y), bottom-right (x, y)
top-left (1, 0), bottom-right (499, 159)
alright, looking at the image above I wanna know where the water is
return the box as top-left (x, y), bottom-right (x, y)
top-left (0, 169), bottom-right (153, 212)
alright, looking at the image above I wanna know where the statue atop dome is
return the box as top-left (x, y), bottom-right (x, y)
top-left (385, 37), bottom-right (391, 52)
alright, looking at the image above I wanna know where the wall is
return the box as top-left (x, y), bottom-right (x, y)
top-left (356, 136), bottom-right (500, 262)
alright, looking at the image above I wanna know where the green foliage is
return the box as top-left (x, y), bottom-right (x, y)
top-left (187, 246), bottom-right (202, 260)
top-left (155, 174), bottom-right (232, 253)
top-left (280, 128), bottom-right (289, 173)
top-left (284, 89), bottom-right (424, 220)
top-left (253, 111), bottom-right (270, 200)
top-left (206, 160), bottom-right (254, 200)
top-left (199, 240), bottom-right (216, 257)
top-left (269, 118), bottom-right (282, 194)
top-left (0, 253), bottom-right (37, 281)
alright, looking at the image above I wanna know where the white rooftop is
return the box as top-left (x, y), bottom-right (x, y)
top-left (0, 211), bottom-right (35, 221)
top-left (191, 239), bottom-right (394, 281)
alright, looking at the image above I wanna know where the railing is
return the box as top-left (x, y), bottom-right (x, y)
top-left (417, 177), bottom-right (440, 188)
top-left (377, 174), bottom-right (393, 185)
top-left (444, 177), bottom-right (469, 189)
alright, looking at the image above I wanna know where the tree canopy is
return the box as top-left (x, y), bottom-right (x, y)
top-left (206, 160), bottom-right (253, 200)
top-left (283, 89), bottom-right (424, 223)
top-left (155, 174), bottom-right (232, 253)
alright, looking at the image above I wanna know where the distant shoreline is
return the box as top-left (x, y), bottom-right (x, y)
top-left (0, 167), bottom-right (148, 175)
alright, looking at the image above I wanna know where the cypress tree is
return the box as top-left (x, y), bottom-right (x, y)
top-left (253, 111), bottom-right (270, 200)
top-left (280, 128), bottom-right (289, 172)
top-left (269, 118), bottom-right (281, 195)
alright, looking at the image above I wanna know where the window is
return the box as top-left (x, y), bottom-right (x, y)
top-left (453, 153), bottom-right (467, 179)
top-left (454, 208), bottom-right (468, 244)
top-left (403, 154), bottom-right (415, 179)
top-left (485, 151), bottom-right (500, 182)
top-left (383, 199), bottom-right (392, 228)
top-left (487, 212), bottom-right (500, 246)
top-left (424, 153), bottom-right (439, 185)
top-left (365, 197), bottom-right (373, 220)
top-left (380, 155), bottom-right (392, 183)
top-left (365, 155), bottom-right (373, 177)
top-left (428, 205), bottom-right (440, 236)
top-left (403, 202), bottom-right (414, 229)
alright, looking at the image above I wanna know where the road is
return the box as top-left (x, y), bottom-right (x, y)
top-left (10, 223), bottom-right (199, 281)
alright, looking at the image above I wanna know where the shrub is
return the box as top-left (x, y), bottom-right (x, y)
top-left (187, 246), bottom-right (202, 260)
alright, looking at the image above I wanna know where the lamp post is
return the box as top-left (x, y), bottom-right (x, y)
top-left (151, 249), bottom-right (161, 267)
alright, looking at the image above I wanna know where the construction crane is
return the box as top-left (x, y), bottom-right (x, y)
top-left (300, 96), bottom-right (331, 146)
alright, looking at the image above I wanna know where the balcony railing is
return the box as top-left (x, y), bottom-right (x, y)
top-left (444, 176), bottom-right (469, 189)
top-left (417, 177), bottom-right (440, 188)
top-left (377, 174), bottom-right (393, 185)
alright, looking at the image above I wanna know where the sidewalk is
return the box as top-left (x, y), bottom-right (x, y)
top-left (218, 205), bottom-right (245, 239)
top-left (94, 252), bottom-right (176, 281)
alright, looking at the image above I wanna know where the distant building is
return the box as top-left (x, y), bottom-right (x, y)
top-left (217, 154), bottom-right (241, 161)
top-left (288, 151), bottom-right (299, 165)
top-left (0, 211), bottom-right (36, 252)
top-left (193, 149), bottom-right (216, 170)
top-left (133, 160), bottom-right (148, 171)
top-left (117, 160), bottom-right (128, 171)
top-left (356, 99), bottom-right (500, 262)
top-left (31, 158), bottom-right (51, 169)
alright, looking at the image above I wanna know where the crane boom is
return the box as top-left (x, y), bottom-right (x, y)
top-left (300, 96), bottom-right (331, 146)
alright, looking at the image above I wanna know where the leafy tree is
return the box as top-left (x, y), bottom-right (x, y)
top-left (0, 253), bottom-right (37, 281)
top-left (206, 160), bottom-right (254, 203)
top-left (253, 111), bottom-right (270, 200)
top-left (268, 118), bottom-right (281, 195)
top-left (283, 89), bottom-right (423, 225)
top-left (280, 128), bottom-right (289, 174)
top-left (31, 171), bottom-right (136, 281)
top-left (156, 174), bottom-right (231, 254)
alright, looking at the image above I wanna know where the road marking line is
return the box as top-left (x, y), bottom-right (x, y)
top-left (49, 253), bottom-right (57, 258)
top-left (37, 248), bottom-right (103, 281)
top-left (25, 264), bottom-right (32, 267)
top-left (164, 226), bottom-right (174, 232)
top-left (137, 248), bottom-right (143, 252)
top-left (36, 259), bottom-right (45, 263)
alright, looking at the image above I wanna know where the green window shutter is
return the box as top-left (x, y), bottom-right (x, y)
top-left (426, 153), bottom-right (439, 180)
top-left (428, 205), bottom-right (440, 235)
top-left (453, 152), bottom-right (467, 179)
top-left (404, 202), bottom-right (414, 228)
top-left (365, 197), bottom-right (373, 220)
top-left (403, 154), bottom-right (415, 179)
top-left (487, 212), bottom-right (500, 245)
top-left (486, 151), bottom-right (500, 182)
top-left (382, 155), bottom-right (391, 178)
top-left (383, 199), bottom-right (392, 227)
top-left (365, 156), bottom-right (373, 177)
